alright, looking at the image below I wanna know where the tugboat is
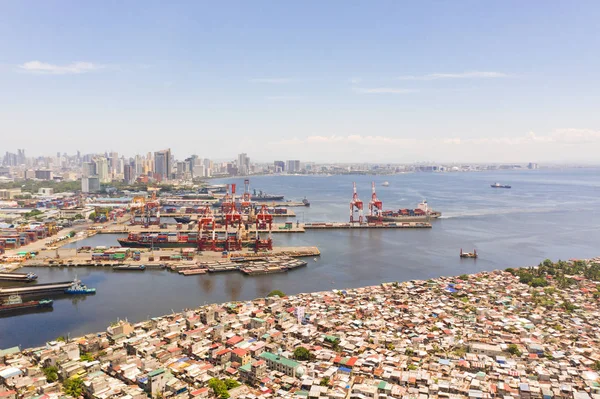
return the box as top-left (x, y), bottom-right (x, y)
top-left (491, 183), bottom-right (511, 189)
top-left (460, 249), bottom-right (478, 259)
top-left (0, 295), bottom-right (53, 313)
top-left (302, 197), bottom-right (310, 207)
top-left (64, 278), bottom-right (96, 295)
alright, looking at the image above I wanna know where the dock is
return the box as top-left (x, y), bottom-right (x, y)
top-left (303, 222), bottom-right (431, 229)
top-left (170, 256), bottom-right (310, 276)
top-left (0, 281), bottom-right (74, 297)
top-left (99, 222), bottom-right (306, 234)
top-left (161, 210), bottom-right (296, 218)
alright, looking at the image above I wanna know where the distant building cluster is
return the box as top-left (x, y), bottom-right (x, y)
top-left (0, 148), bottom-right (546, 193)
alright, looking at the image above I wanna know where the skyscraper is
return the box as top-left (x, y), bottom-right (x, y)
top-left (95, 157), bottom-right (110, 183)
top-left (154, 149), bottom-right (172, 181)
top-left (237, 153), bottom-right (250, 175)
top-left (286, 160), bottom-right (301, 174)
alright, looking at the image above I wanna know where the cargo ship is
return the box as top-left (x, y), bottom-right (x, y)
top-left (0, 295), bottom-right (53, 314)
top-left (173, 216), bottom-right (192, 224)
top-left (118, 232), bottom-right (260, 250)
top-left (365, 200), bottom-right (441, 222)
top-left (491, 183), bottom-right (511, 188)
top-left (251, 189), bottom-right (284, 201)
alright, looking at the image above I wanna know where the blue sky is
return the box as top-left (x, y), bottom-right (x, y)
top-left (1, 1), bottom-right (599, 162)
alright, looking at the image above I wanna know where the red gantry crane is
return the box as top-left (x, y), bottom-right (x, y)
top-left (368, 181), bottom-right (383, 223)
top-left (197, 205), bottom-right (217, 251)
top-left (254, 204), bottom-right (273, 252)
top-left (350, 182), bottom-right (364, 224)
top-left (241, 179), bottom-right (252, 209)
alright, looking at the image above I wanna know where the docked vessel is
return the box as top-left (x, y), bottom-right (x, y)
top-left (118, 232), bottom-right (265, 251)
top-left (64, 279), bottom-right (96, 295)
top-left (173, 216), bottom-right (192, 224)
top-left (251, 189), bottom-right (284, 201)
top-left (0, 295), bottom-right (53, 313)
top-left (491, 183), bottom-right (511, 189)
top-left (302, 197), bottom-right (310, 207)
top-left (365, 200), bottom-right (441, 223)
top-left (460, 249), bottom-right (478, 258)
top-left (113, 264), bottom-right (146, 271)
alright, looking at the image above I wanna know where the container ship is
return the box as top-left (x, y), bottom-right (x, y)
top-left (0, 295), bottom-right (53, 314)
top-left (117, 232), bottom-right (261, 250)
top-left (365, 200), bottom-right (441, 223)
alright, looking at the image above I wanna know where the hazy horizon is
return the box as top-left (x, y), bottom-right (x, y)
top-left (1, 1), bottom-right (599, 163)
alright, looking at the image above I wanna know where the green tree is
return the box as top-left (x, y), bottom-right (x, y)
top-left (88, 212), bottom-right (97, 220)
top-left (42, 366), bottom-right (58, 383)
top-left (267, 290), bottom-right (286, 298)
top-left (294, 346), bottom-right (312, 361)
top-left (458, 274), bottom-right (469, 280)
top-left (224, 379), bottom-right (240, 390)
top-left (55, 335), bottom-right (67, 342)
top-left (80, 352), bottom-right (94, 362)
top-left (320, 377), bottom-right (330, 386)
top-left (73, 213), bottom-right (83, 220)
top-left (507, 344), bottom-right (522, 357)
top-left (63, 377), bottom-right (85, 397)
top-left (208, 378), bottom-right (230, 399)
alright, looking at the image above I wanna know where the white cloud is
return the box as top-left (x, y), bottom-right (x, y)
top-left (276, 129), bottom-right (600, 148)
top-left (249, 78), bottom-right (292, 84)
top-left (396, 71), bottom-right (509, 81)
top-left (352, 87), bottom-right (417, 94)
top-left (19, 61), bottom-right (105, 75)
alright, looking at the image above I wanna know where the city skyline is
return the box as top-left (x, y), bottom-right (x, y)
top-left (1, 2), bottom-right (600, 162)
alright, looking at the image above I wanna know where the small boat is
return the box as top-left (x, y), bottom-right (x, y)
top-left (382, 181), bottom-right (390, 187)
top-left (491, 183), bottom-right (511, 189)
top-left (113, 264), bottom-right (146, 271)
top-left (302, 197), bottom-right (310, 207)
top-left (460, 248), bottom-right (478, 259)
top-left (64, 278), bottom-right (96, 295)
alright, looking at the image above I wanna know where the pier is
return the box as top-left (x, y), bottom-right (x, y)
top-left (0, 281), bottom-right (74, 297)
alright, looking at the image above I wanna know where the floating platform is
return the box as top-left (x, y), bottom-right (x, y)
top-left (0, 281), bottom-right (74, 297)
top-left (0, 272), bottom-right (37, 282)
top-left (303, 222), bottom-right (431, 229)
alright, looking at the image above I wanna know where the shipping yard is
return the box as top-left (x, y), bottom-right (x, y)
top-left (1, 180), bottom-right (438, 281)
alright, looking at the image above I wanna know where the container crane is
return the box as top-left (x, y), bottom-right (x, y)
top-left (349, 182), bottom-right (364, 224)
top-left (198, 206), bottom-right (217, 251)
top-left (241, 179), bottom-right (252, 209)
top-left (224, 183), bottom-right (242, 229)
top-left (254, 205), bottom-right (273, 251)
top-left (368, 182), bottom-right (383, 223)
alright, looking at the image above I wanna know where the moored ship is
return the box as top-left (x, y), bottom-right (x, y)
top-left (118, 231), bottom-right (266, 251)
top-left (64, 279), bottom-right (96, 295)
top-left (491, 182), bottom-right (511, 188)
top-left (365, 200), bottom-right (441, 223)
top-left (251, 189), bottom-right (284, 201)
top-left (0, 295), bottom-right (53, 314)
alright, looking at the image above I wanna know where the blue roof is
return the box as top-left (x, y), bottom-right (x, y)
top-left (338, 366), bottom-right (352, 372)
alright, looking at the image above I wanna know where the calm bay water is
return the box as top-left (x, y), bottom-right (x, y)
top-left (2, 169), bottom-right (600, 348)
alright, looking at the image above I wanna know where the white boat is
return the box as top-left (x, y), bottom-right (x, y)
top-left (381, 181), bottom-right (390, 187)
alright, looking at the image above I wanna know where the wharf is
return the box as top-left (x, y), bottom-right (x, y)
top-left (259, 201), bottom-right (308, 208)
top-left (170, 256), bottom-right (310, 276)
top-left (0, 281), bottom-right (74, 297)
top-left (303, 222), bottom-right (431, 229)
top-left (100, 222), bottom-right (305, 234)
top-left (161, 210), bottom-right (296, 218)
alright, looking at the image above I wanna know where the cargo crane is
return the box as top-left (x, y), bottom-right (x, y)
top-left (224, 184), bottom-right (242, 229)
top-left (241, 179), bottom-right (252, 209)
top-left (254, 205), bottom-right (273, 252)
top-left (197, 206), bottom-right (217, 251)
top-left (368, 182), bottom-right (383, 223)
top-left (349, 182), bottom-right (364, 224)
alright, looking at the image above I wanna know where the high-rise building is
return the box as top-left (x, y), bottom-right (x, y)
top-left (154, 149), bottom-right (172, 181)
top-left (82, 176), bottom-right (100, 193)
top-left (95, 157), bottom-right (110, 183)
top-left (124, 164), bottom-right (133, 184)
top-left (110, 151), bottom-right (119, 174)
top-left (237, 153), bottom-right (250, 176)
top-left (286, 160), bottom-right (301, 174)
top-left (34, 169), bottom-right (53, 180)
top-left (274, 161), bottom-right (285, 173)
top-left (82, 162), bottom-right (97, 178)
top-left (17, 149), bottom-right (26, 165)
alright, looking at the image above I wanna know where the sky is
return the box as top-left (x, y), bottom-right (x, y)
top-left (1, 1), bottom-right (599, 163)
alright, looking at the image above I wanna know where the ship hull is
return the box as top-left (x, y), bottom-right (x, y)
top-left (366, 212), bottom-right (441, 223)
top-left (251, 196), bottom-right (284, 201)
top-left (118, 239), bottom-right (195, 248)
top-left (0, 301), bottom-right (53, 313)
